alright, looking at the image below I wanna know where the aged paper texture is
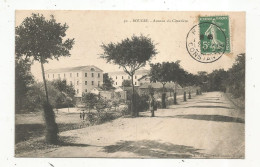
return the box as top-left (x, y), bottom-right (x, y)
top-left (15, 10), bottom-right (245, 158)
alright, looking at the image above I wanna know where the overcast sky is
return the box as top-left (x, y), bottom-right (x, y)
top-left (16, 11), bottom-right (245, 81)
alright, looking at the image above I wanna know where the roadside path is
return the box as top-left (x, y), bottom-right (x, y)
top-left (17, 92), bottom-right (244, 158)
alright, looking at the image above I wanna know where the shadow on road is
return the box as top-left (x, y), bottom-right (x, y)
top-left (174, 114), bottom-right (244, 123)
top-left (183, 105), bottom-right (234, 109)
top-left (103, 140), bottom-right (207, 158)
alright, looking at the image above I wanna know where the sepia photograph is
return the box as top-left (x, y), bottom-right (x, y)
top-left (15, 10), bottom-right (245, 158)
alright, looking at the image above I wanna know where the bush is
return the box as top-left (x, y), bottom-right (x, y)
top-left (135, 93), bottom-right (149, 113)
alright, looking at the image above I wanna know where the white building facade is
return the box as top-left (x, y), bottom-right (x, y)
top-left (108, 69), bottom-right (150, 87)
top-left (45, 66), bottom-right (103, 97)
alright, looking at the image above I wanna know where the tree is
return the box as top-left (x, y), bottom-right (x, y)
top-left (82, 93), bottom-right (98, 112)
top-left (122, 80), bottom-right (132, 87)
top-left (100, 34), bottom-right (157, 116)
top-left (15, 56), bottom-right (34, 113)
top-left (15, 13), bottom-right (75, 144)
top-left (226, 53), bottom-right (245, 98)
top-left (51, 79), bottom-right (76, 110)
top-left (150, 61), bottom-right (186, 107)
top-left (102, 73), bottom-right (114, 90)
top-left (150, 62), bottom-right (172, 108)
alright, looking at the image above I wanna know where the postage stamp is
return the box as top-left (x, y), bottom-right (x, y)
top-left (199, 16), bottom-right (231, 54)
top-left (186, 15), bottom-right (231, 63)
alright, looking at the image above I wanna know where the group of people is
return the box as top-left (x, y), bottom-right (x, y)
top-left (80, 111), bottom-right (86, 120)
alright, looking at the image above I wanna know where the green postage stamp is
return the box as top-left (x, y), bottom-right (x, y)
top-left (199, 16), bottom-right (231, 54)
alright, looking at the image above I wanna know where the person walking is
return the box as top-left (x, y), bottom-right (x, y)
top-left (82, 111), bottom-right (85, 120)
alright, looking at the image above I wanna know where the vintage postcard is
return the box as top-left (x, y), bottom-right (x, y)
top-left (15, 10), bottom-right (245, 158)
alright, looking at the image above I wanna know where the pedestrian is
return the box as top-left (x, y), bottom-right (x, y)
top-left (80, 112), bottom-right (82, 119)
top-left (82, 111), bottom-right (85, 120)
top-left (149, 92), bottom-right (155, 117)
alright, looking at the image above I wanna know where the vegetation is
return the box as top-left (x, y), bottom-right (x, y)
top-left (15, 56), bottom-right (34, 113)
top-left (16, 13), bottom-right (75, 144)
top-left (102, 73), bottom-right (115, 90)
top-left (204, 54), bottom-right (245, 99)
top-left (100, 34), bottom-right (157, 116)
top-left (122, 80), bottom-right (132, 87)
top-left (82, 93), bottom-right (98, 112)
top-left (150, 61), bottom-right (187, 107)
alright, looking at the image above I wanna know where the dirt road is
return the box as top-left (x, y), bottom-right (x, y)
top-left (17, 92), bottom-right (245, 158)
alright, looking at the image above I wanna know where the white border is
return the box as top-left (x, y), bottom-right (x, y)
top-left (1, 0), bottom-right (260, 167)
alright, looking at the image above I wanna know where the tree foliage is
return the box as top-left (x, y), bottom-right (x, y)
top-left (52, 79), bottom-right (76, 99)
top-left (122, 80), bottom-right (132, 87)
top-left (15, 56), bottom-right (34, 112)
top-left (100, 34), bottom-right (157, 116)
top-left (150, 61), bottom-right (187, 88)
top-left (16, 13), bottom-right (75, 63)
top-left (100, 34), bottom-right (157, 76)
top-left (102, 73), bottom-right (114, 90)
top-left (82, 93), bottom-right (98, 112)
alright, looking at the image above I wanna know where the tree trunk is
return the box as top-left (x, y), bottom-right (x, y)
top-left (188, 91), bottom-right (191, 99)
top-left (40, 57), bottom-right (59, 144)
top-left (131, 75), bottom-right (136, 117)
top-left (174, 82), bottom-right (177, 105)
top-left (161, 83), bottom-right (166, 108)
top-left (183, 91), bottom-right (187, 101)
top-left (40, 58), bottom-right (49, 103)
top-left (174, 92), bottom-right (177, 105)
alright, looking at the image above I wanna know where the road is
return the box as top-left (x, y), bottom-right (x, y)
top-left (17, 92), bottom-right (245, 158)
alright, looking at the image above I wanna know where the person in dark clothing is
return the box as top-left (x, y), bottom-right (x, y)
top-left (82, 111), bottom-right (85, 120)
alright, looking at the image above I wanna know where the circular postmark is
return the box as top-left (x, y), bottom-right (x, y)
top-left (186, 22), bottom-right (227, 63)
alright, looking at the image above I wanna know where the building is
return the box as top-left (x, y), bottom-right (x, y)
top-left (108, 69), bottom-right (150, 87)
top-left (45, 65), bottom-right (103, 97)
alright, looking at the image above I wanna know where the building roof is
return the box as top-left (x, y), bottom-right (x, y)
top-left (139, 82), bottom-right (182, 89)
top-left (45, 65), bottom-right (103, 73)
top-left (108, 69), bottom-right (149, 76)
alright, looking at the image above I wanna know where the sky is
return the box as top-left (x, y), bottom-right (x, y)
top-left (15, 10), bottom-right (245, 81)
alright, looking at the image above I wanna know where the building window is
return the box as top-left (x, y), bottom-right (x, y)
top-left (85, 73), bottom-right (87, 77)
top-left (53, 74), bottom-right (54, 78)
top-left (85, 81), bottom-right (87, 85)
top-left (77, 89), bottom-right (79, 94)
top-left (116, 76), bottom-right (117, 79)
top-left (135, 82), bottom-right (137, 85)
top-left (64, 73), bottom-right (66, 77)
top-left (92, 73), bottom-right (94, 77)
top-left (70, 73), bottom-right (72, 77)
top-left (85, 89), bottom-right (87, 92)
top-left (116, 82), bottom-right (117, 85)
top-left (98, 73), bottom-right (100, 78)
top-left (98, 81), bottom-right (100, 87)
top-left (92, 81), bottom-right (94, 85)
top-left (58, 74), bottom-right (60, 78)
top-left (77, 81), bottom-right (79, 85)
top-left (70, 81), bottom-right (72, 85)
top-left (47, 74), bottom-right (49, 78)
top-left (122, 76), bottom-right (124, 79)
top-left (135, 75), bottom-right (137, 79)
top-left (128, 76), bottom-right (130, 79)
top-left (77, 73), bottom-right (79, 77)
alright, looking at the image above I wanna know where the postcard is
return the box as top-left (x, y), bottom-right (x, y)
top-left (15, 10), bottom-right (245, 158)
